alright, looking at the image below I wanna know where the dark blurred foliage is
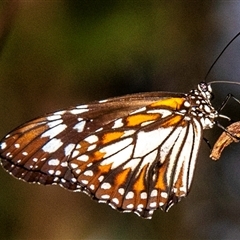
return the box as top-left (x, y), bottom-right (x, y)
top-left (1, 1), bottom-right (240, 239)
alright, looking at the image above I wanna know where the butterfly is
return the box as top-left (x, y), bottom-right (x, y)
top-left (0, 81), bottom-right (229, 219)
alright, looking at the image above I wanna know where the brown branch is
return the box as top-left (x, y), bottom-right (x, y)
top-left (210, 122), bottom-right (240, 160)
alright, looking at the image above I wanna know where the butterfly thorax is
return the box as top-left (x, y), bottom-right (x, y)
top-left (184, 82), bottom-right (218, 129)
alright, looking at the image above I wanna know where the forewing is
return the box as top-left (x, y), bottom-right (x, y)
top-left (0, 91), bottom-right (182, 191)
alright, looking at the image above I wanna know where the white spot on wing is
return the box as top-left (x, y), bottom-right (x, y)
top-left (71, 177), bottom-right (77, 183)
top-left (42, 138), bottom-right (63, 153)
top-left (73, 121), bottom-right (86, 132)
top-left (87, 144), bottom-right (96, 151)
top-left (47, 119), bottom-right (63, 128)
top-left (70, 163), bottom-right (78, 169)
top-left (99, 99), bottom-right (108, 103)
top-left (130, 107), bottom-right (146, 114)
top-left (64, 143), bottom-right (75, 156)
top-left (122, 130), bottom-right (135, 137)
top-left (6, 152), bottom-right (12, 157)
top-left (72, 150), bottom-right (79, 158)
top-left (48, 159), bottom-right (60, 166)
top-left (77, 154), bottom-right (89, 162)
top-left (98, 175), bottom-right (104, 182)
top-left (100, 138), bottom-right (133, 158)
top-left (161, 192), bottom-right (168, 198)
top-left (118, 188), bottom-right (125, 195)
top-left (150, 202), bottom-right (157, 208)
top-left (54, 110), bottom-right (66, 115)
top-left (14, 143), bottom-right (20, 148)
top-left (70, 108), bottom-right (89, 114)
top-left (123, 158), bottom-right (141, 171)
top-left (147, 109), bottom-right (171, 118)
top-left (61, 161), bottom-right (68, 167)
top-left (100, 144), bottom-right (134, 169)
top-left (126, 191), bottom-right (134, 199)
top-left (81, 180), bottom-right (88, 185)
top-left (112, 198), bottom-right (119, 205)
top-left (140, 192), bottom-right (147, 199)
top-left (0, 142), bottom-right (7, 149)
top-left (76, 105), bottom-right (88, 109)
top-left (84, 170), bottom-right (93, 176)
top-left (101, 195), bottom-right (110, 199)
top-left (46, 115), bottom-right (62, 121)
top-left (140, 121), bottom-right (155, 127)
top-left (55, 170), bottom-right (61, 175)
top-left (85, 135), bottom-right (98, 143)
top-left (96, 127), bottom-right (103, 132)
top-left (137, 204), bottom-right (144, 209)
top-left (134, 127), bottom-right (175, 158)
top-left (48, 170), bottom-right (54, 175)
top-left (101, 182), bottom-right (111, 189)
top-left (42, 124), bottom-right (67, 138)
top-left (112, 118), bottom-right (124, 128)
top-left (126, 204), bottom-right (134, 209)
top-left (150, 189), bottom-right (158, 197)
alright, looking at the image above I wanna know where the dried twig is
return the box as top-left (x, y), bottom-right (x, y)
top-left (210, 122), bottom-right (240, 160)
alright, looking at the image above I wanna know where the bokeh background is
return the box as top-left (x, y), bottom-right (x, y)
top-left (1, 1), bottom-right (240, 239)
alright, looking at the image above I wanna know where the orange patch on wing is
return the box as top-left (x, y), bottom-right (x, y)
top-left (155, 164), bottom-right (167, 191)
top-left (92, 151), bottom-right (106, 161)
top-left (78, 141), bottom-right (91, 154)
top-left (19, 119), bottom-right (47, 133)
top-left (150, 98), bottom-right (184, 110)
top-left (174, 166), bottom-right (185, 196)
top-left (126, 113), bottom-right (160, 127)
top-left (22, 125), bottom-right (48, 141)
top-left (174, 167), bottom-right (183, 188)
top-left (102, 131), bottom-right (124, 144)
top-left (114, 168), bottom-right (131, 186)
top-left (161, 115), bottom-right (183, 127)
top-left (98, 163), bottom-right (112, 174)
top-left (133, 165), bottom-right (148, 191)
top-left (7, 125), bottom-right (49, 155)
top-left (71, 151), bottom-right (107, 173)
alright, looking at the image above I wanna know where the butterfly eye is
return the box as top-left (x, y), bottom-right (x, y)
top-left (199, 82), bottom-right (208, 92)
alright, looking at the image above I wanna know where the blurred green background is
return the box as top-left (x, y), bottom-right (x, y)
top-left (1, 1), bottom-right (240, 239)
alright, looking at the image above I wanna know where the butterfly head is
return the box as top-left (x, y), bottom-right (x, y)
top-left (197, 82), bottom-right (213, 101)
top-left (186, 82), bottom-right (218, 129)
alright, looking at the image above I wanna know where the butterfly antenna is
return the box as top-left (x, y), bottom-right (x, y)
top-left (205, 32), bottom-right (240, 81)
top-left (209, 80), bottom-right (240, 86)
